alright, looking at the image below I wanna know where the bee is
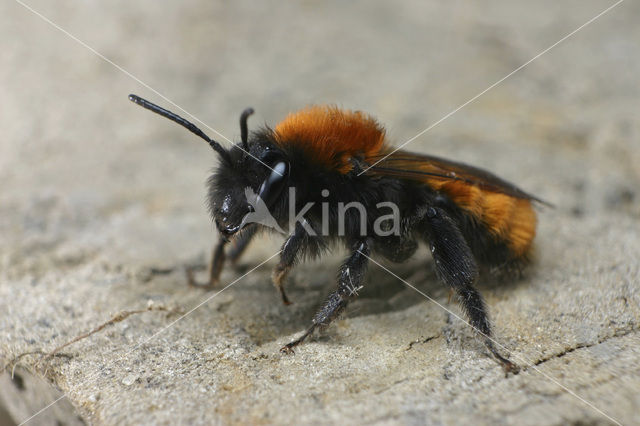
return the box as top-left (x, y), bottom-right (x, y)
top-left (129, 94), bottom-right (548, 371)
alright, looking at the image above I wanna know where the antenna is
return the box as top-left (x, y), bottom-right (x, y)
top-left (128, 94), bottom-right (231, 163)
top-left (239, 107), bottom-right (254, 152)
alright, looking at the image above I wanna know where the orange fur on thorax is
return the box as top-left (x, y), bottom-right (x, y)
top-left (273, 105), bottom-right (387, 173)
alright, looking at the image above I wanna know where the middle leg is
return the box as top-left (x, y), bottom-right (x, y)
top-left (281, 239), bottom-right (370, 353)
top-left (272, 219), bottom-right (325, 305)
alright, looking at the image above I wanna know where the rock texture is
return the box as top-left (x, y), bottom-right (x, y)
top-left (1, 1), bottom-right (639, 425)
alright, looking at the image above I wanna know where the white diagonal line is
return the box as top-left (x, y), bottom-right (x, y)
top-left (11, 2), bottom-right (283, 423)
top-left (13, 0), bottom-right (278, 174)
top-left (12, 0), bottom-right (627, 424)
top-left (17, 395), bottom-right (67, 426)
top-left (360, 251), bottom-right (622, 426)
top-left (17, 250), bottom-right (281, 425)
top-left (127, 250), bottom-right (281, 354)
top-left (359, 0), bottom-right (625, 176)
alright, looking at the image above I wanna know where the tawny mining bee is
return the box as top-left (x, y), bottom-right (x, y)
top-left (130, 94), bottom-right (547, 371)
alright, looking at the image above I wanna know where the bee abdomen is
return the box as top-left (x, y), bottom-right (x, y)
top-left (478, 192), bottom-right (537, 257)
top-left (437, 181), bottom-right (537, 257)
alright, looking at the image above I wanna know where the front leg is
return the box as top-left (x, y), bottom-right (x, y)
top-left (281, 239), bottom-right (370, 353)
top-left (187, 238), bottom-right (227, 289)
top-left (227, 225), bottom-right (258, 265)
top-left (187, 225), bottom-right (258, 289)
top-left (272, 219), bottom-right (324, 305)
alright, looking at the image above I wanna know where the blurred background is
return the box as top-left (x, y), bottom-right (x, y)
top-left (1, 1), bottom-right (638, 425)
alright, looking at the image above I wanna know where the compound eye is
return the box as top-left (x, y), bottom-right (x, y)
top-left (257, 161), bottom-right (288, 207)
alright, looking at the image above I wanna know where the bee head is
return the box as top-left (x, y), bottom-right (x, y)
top-left (128, 95), bottom-right (290, 238)
top-left (208, 117), bottom-right (290, 237)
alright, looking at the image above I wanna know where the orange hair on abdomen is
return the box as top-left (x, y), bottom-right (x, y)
top-left (273, 106), bottom-right (387, 173)
top-left (433, 180), bottom-right (537, 256)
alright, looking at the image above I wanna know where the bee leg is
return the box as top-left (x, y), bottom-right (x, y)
top-left (272, 266), bottom-right (293, 305)
top-left (188, 226), bottom-right (258, 289)
top-left (227, 225), bottom-right (258, 265)
top-left (272, 237), bottom-right (299, 305)
top-left (423, 207), bottom-right (518, 373)
top-left (187, 238), bottom-right (228, 289)
top-left (281, 240), bottom-right (369, 354)
top-left (273, 220), bottom-right (324, 305)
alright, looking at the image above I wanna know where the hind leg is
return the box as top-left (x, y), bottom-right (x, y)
top-left (422, 206), bottom-right (517, 372)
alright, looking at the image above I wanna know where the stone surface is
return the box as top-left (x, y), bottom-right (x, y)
top-left (1, 0), bottom-right (639, 425)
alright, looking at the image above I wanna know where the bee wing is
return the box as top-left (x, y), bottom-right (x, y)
top-left (366, 150), bottom-right (549, 205)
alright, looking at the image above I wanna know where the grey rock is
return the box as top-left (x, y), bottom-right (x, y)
top-left (1, 0), bottom-right (639, 425)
